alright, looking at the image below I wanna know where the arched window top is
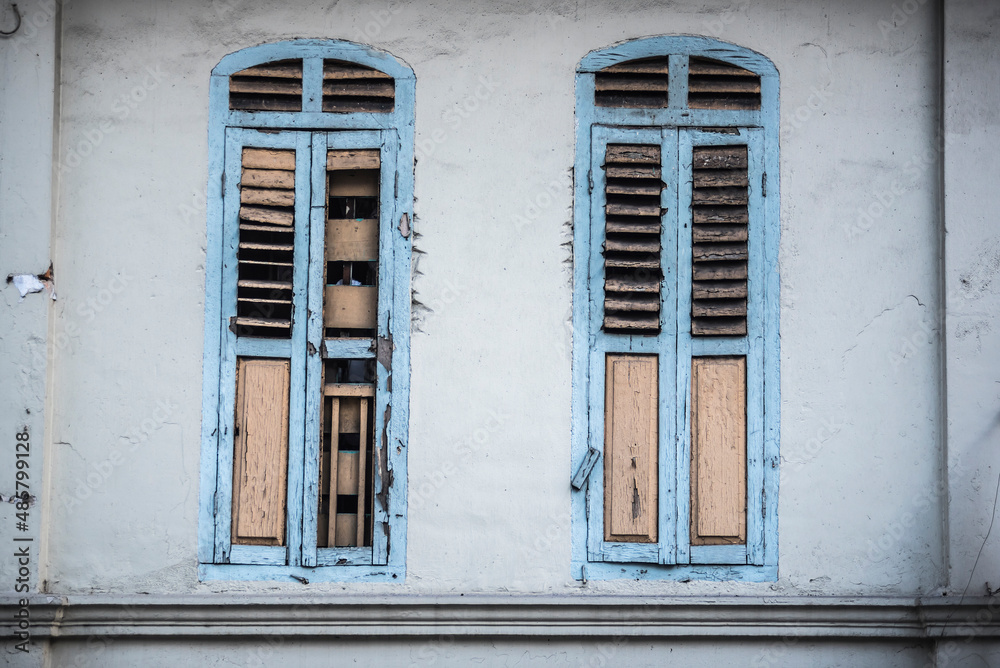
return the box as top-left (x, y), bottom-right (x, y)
top-left (210, 40), bottom-right (414, 127)
top-left (578, 36), bottom-right (777, 120)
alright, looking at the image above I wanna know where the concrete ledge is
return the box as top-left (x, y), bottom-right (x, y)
top-left (2, 595), bottom-right (999, 640)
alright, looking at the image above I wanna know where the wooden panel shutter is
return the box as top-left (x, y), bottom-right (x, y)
top-left (604, 354), bottom-right (658, 543)
top-left (236, 147), bottom-right (296, 338)
top-left (323, 60), bottom-right (395, 113)
top-left (232, 358), bottom-right (290, 545)
top-left (602, 144), bottom-right (663, 333)
top-left (691, 145), bottom-right (749, 336)
top-left (229, 59), bottom-right (303, 112)
top-left (594, 56), bottom-right (669, 108)
top-left (690, 356), bottom-right (747, 546)
top-left (687, 57), bottom-right (761, 111)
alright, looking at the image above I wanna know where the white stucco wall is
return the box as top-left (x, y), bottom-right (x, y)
top-left (2, 0), bottom-right (999, 664)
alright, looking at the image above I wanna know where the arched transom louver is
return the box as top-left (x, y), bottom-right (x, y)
top-left (229, 57), bottom-right (396, 113)
top-left (593, 54), bottom-right (761, 111)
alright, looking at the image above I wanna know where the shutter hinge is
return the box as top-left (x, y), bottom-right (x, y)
top-left (588, 169), bottom-right (593, 193)
top-left (571, 446), bottom-right (601, 490)
top-left (762, 172), bottom-right (767, 198)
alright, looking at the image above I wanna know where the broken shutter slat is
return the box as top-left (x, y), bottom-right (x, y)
top-left (232, 358), bottom-right (290, 546)
top-left (690, 356), bottom-right (747, 546)
top-left (604, 354), bottom-right (659, 543)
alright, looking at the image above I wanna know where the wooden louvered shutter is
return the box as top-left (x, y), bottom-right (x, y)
top-left (602, 144), bottom-right (663, 333)
top-left (229, 59), bottom-right (303, 112)
top-left (690, 145), bottom-right (749, 337)
top-left (323, 60), bottom-right (395, 113)
top-left (687, 57), bottom-right (761, 111)
top-left (595, 57), bottom-right (669, 108)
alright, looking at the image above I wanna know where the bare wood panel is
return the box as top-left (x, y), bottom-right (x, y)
top-left (693, 242), bottom-right (748, 262)
top-left (601, 58), bottom-right (669, 75)
top-left (324, 383), bottom-right (376, 398)
top-left (595, 77), bottom-right (669, 92)
top-left (356, 398), bottom-right (369, 547)
top-left (606, 220), bottom-right (662, 234)
top-left (241, 168), bottom-right (295, 189)
top-left (690, 357), bottom-right (747, 545)
top-left (324, 285), bottom-right (378, 330)
top-left (605, 165), bottom-right (661, 179)
top-left (230, 79), bottom-right (303, 95)
top-left (232, 358), bottom-right (290, 546)
top-left (328, 149), bottom-right (380, 171)
top-left (693, 169), bottom-right (749, 188)
top-left (334, 514), bottom-right (358, 547)
top-left (326, 219), bottom-right (379, 261)
top-left (339, 397), bottom-right (361, 432)
top-left (604, 256), bottom-right (661, 269)
top-left (605, 294), bottom-right (660, 312)
top-left (606, 202), bottom-right (662, 216)
top-left (693, 207), bottom-right (749, 225)
top-left (323, 81), bottom-right (395, 97)
top-left (603, 314), bottom-right (660, 331)
top-left (692, 262), bottom-right (748, 281)
top-left (239, 205), bottom-right (294, 227)
top-left (692, 280), bottom-right (748, 300)
top-left (692, 225), bottom-right (748, 243)
top-left (689, 79), bottom-right (761, 94)
top-left (242, 148), bottom-right (296, 171)
top-left (241, 187), bottom-right (296, 207)
top-left (324, 398), bottom-right (340, 548)
top-left (337, 451), bottom-right (360, 494)
top-left (328, 172), bottom-right (379, 197)
top-left (688, 60), bottom-right (757, 77)
top-left (606, 182), bottom-right (664, 196)
top-left (692, 319), bottom-right (747, 336)
top-left (604, 355), bottom-right (658, 543)
top-left (605, 276), bottom-right (660, 293)
top-left (692, 299), bottom-right (747, 318)
top-left (692, 186), bottom-right (748, 206)
top-left (605, 237), bottom-right (660, 253)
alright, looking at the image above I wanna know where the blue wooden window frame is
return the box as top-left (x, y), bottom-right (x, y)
top-left (571, 37), bottom-right (780, 581)
top-left (198, 40), bottom-right (414, 582)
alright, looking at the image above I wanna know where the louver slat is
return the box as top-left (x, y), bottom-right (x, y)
top-left (691, 145), bottom-right (749, 336)
top-left (688, 57), bottom-right (761, 111)
top-left (595, 57), bottom-right (669, 108)
top-left (236, 147), bottom-right (296, 338)
top-left (603, 144), bottom-right (663, 334)
top-left (323, 60), bottom-right (395, 113)
top-left (230, 59), bottom-right (303, 112)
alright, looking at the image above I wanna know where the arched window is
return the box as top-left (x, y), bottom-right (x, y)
top-left (570, 37), bottom-right (779, 580)
top-left (198, 40), bottom-right (413, 581)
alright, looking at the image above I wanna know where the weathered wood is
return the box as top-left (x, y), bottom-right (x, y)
top-left (692, 299), bottom-right (747, 318)
top-left (236, 278), bottom-right (293, 290)
top-left (334, 514), bottom-right (358, 547)
top-left (692, 146), bottom-right (748, 169)
top-left (692, 318), bottom-right (748, 336)
top-left (324, 285), bottom-right (378, 329)
top-left (690, 356), bottom-right (747, 546)
top-left (600, 57), bottom-right (670, 75)
top-left (606, 144), bottom-right (661, 164)
top-left (356, 398), bottom-right (369, 547)
top-left (323, 81), bottom-right (395, 97)
top-left (604, 355), bottom-right (658, 543)
top-left (688, 58), bottom-right (757, 77)
top-left (232, 60), bottom-right (302, 79)
top-left (241, 168), bottom-right (294, 189)
top-left (238, 241), bottom-right (295, 252)
top-left (241, 186), bottom-right (296, 207)
top-left (692, 224), bottom-right (748, 242)
top-left (242, 148), bottom-right (296, 171)
top-left (325, 398), bottom-right (340, 548)
top-left (337, 451), bottom-right (360, 494)
top-left (605, 293), bottom-right (660, 312)
top-left (239, 204), bottom-right (294, 227)
top-left (605, 237), bottom-right (660, 253)
top-left (692, 242), bottom-right (748, 262)
top-left (604, 255), bottom-right (661, 269)
top-left (603, 313), bottom-right (660, 331)
top-left (689, 96), bottom-right (761, 111)
top-left (239, 223), bottom-right (295, 233)
top-left (692, 280), bottom-right (748, 299)
top-left (606, 182), bottom-right (664, 196)
top-left (606, 202), bottom-right (662, 217)
top-left (324, 383), bottom-right (376, 397)
top-left (323, 61), bottom-right (393, 79)
top-left (692, 186), bottom-right (748, 206)
top-left (326, 219), bottom-right (379, 261)
top-left (606, 165), bottom-right (660, 179)
top-left (328, 149), bottom-right (380, 171)
top-left (606, 219), bottom-right (662, 234)
top-left (693, 169), bottom-right (749, 188)
top-left (605, 275), bottom-right (661, 293)
top-left (692, 262), bottom-right (748, 281)
top-left (689, 79), bottom-right (761, 94)
top-left (230, 79), bottom-right (303, 96)
top-left (230, 96), bottom-right (302, 112)
top-left (693, 206), bottom-right (749, 224)
top-left (322, 99), bottom-right (395, 113)
top-left (595, 77), bottom-right (669, 92)
top-left (339, 397), bottom-right (361, 432)
top-left (234, 316), bottom-right (291, 329)
top-left (231, 358), bottom-right (290, 546)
